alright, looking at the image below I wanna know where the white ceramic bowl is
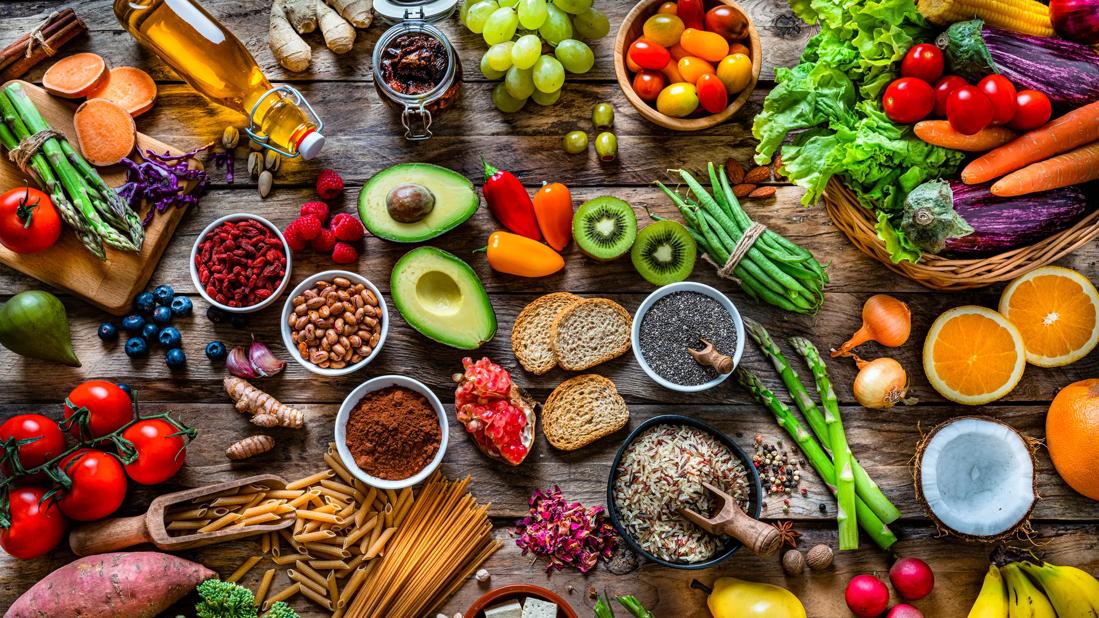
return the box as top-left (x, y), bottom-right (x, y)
top-left (334, 375), bottom-right (449, 490)
top-left (189, 213), bottom-right (292, 314)
top-left (631, 281), bottom-right (746, 392)
top-left (280, 270), bottom-right (389, 377)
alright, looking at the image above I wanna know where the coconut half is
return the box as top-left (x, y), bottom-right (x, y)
top-left (914, 416), bottom-right (1037, 541)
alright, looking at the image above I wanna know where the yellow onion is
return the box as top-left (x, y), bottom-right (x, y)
top-left (854, 356), bottom-right (916, 409)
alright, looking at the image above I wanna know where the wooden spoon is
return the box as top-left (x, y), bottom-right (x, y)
top-left (688, 338), bottom-right (734, 374)
top-left (679, 481), bottom-right (781, 557)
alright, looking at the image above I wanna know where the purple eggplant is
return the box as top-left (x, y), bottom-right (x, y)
top-left (900, 179), bottom-right (1091, 256)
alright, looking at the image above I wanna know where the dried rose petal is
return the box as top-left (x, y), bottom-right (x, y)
top-left (513, 486), bottom-right (618, 573)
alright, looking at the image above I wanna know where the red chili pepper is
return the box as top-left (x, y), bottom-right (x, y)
top-left (677, 0), bottom-right (705, 29)
top-left (481, 157), bottom-right (541, 241)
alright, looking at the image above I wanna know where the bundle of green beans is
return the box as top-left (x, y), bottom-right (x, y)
top-left (0, 82), bottom-right (143, 260)
top-left (655, 162), bottom-right (827, 314)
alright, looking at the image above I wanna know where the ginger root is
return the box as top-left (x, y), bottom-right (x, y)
top-left (316, 0), bottom-right (356, 54)
top-left (327, 0), bottom-right (373, 28)
top-left (281, 0), bottom-right (317, 33)
top-left (224, 376), bottom-right (305, 429)
top-left (226, 434), bottom-right (275, 460)
top-left (270, 0), bottom-right (312, 72)
top-left (268, 0), bottom-right (372, 72)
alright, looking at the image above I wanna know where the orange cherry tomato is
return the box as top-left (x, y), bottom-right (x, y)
top-left (628, 38), bottom-right (671, 70)
top-left (657, 1), bottom-right (678, 14)
top-left (633, 69), bottom-right (666, 101)
top-left (660, 59), bottom-right (685, 84)
top-left (728, 42), bottom-right (751, 57)
top-left (716, 53), bottom-right (753, 94)
top-left (668, 43), bottom-right (690, 60)
top-left (677, 56), bottom-right (715, 83)
top-left (696, 73), bottom-right (728, 113)
top-left (680, 28), bottom-right (729, 63)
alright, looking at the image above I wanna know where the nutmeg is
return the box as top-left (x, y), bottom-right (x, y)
top-left (806, 544), bottom-right (834, 570)
top-left (782, 549), bottom-right (805, 576)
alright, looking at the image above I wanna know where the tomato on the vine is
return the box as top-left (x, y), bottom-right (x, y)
top-left (627, 39), bottom-right (671, 71)
top-left (57, 449), bottom-right (127, 521)
top-left (901, 44), bottom-right (944, 83)
top-left (64, 381), bottom-right (133, 438)
top-left (0, 414), bottom-right (66, 478)
top-left (1, 486), bottom-right (66, 559)
top-left (947, 85), bottom-right (995, 135)
top-left (121, 419), bottom-right (187, 485)
top-left (882, 77), bottom-right (934, 124)
top-left (0, 187), bottom-right (61, 255)
top-left (1009, 89), bottom-right (1052, 131)
top-left (933, 75), bottom-right (968, 118)
top-left (978, 74), bottom-right (1018, 125)
top-left (632, 70), bottom-right (666, 102)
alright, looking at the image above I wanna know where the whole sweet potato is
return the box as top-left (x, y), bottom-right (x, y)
top-left (5, 551), bottom-right (214, 618)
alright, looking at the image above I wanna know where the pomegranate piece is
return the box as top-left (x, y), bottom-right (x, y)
top-left (453, 357), bottom-right (535, 465)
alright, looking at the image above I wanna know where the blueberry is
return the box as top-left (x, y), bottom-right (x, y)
top-left (117, 383), bottom-right (132, 397)
top-left (158, 326), bottom-right (182, 349)
top-left (205, 341), bottom-right (227, 361)
top-left (153, 285), bottom-right (175, 306)
top-left (121, 314), bottom-right (146, 334)
top-left (229, 314), bottom-right (248, 329)
top-left (152, 306), bottom-right (172, 324)
top-left (170, 296), bottom-right (193, 317)
top-left (133, 292), bottom-right (156, 315)
top-left (206, 305), bottom-right (226, 323)
top-left (125, 337), bottom-right (148, 357)
top-left (141, 322), bottom-right (160, 340)
top-left (165, 347), bottom-right (187, 370)
top-left (97, 322), bottom-right (118, 341)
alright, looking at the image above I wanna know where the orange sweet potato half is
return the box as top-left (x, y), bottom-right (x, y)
top-left (86, 66), bottom-right (158, 117)
top-left (41, 52), bottom-right (109, 99)
top-left (73, 98), bottom-right (136, 167)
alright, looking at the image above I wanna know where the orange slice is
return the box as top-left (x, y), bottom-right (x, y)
top-left (923, 306), bottom-right (1026, 405)
top-left (998, 266), bottom-right (1099, 368)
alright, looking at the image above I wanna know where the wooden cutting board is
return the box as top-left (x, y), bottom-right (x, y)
top-left (0, 80), bottom-right (198, 315)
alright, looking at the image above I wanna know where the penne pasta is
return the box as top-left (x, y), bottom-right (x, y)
top-left (166, 520), bottom-right (207, 531)
top-left (310, 559), bottom-right (350, 571)
top-left (306, 542), bottom-right (351, 559)
top-left (298, 580), bottom-right (334, 611)
top-left (326, 571), bottom-right (340, 606)
top-left (254, 568), bottom-right (275, 607)
top-left (272, 553), bottom-right (310, 565)
top-left (294, 529), bottom-right (336, 544)
top-left (226, 556), bottom-right (262, 583)
top-left (293, 560), bottom-right (329, 590)
top-left (165, 507), bottom-right (207, 521)
top-left (199, 512), bottom-right (241, 533)
top-left (364, 528), bottom-right (397, 559)
top-left (297, 509), bottom-right (344, 525)
top-left (210, 494), bottom-right (256, 507)
top-left (286, 469), bottom-right (333, 491)
top-left (289, 569), bottom-right (328, 598)
top-left (262, 583), bottom-right (300, 611)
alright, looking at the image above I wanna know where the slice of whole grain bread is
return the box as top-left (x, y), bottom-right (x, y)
top-left (542, 374), bottom-right (629, 451)
top-left (511, 292), bottom-right (581, 375)
top-left (550, 298), bottom-right (632, 371)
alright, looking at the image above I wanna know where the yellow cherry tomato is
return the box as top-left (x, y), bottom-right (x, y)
top-left (677, 55), bottom-right (715, 83)
top-left (680, 28), bottom-right (729, 62)
top-left (660, 59), bottom-right (685, 84)
top-left (716, 53), bottom-right (753, 94)
top-left (642, 13), bottom-right (684, 47)
top-left (657, 1), bottom-right (678, 14)
top-left (656, 82), bottom-right (699, 117)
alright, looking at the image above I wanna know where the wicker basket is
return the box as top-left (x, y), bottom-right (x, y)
top-left (823, 178), bottom-right (1099, 291)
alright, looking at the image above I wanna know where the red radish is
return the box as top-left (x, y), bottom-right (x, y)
top-left (846, 574), bottom-right (890, 618)
top-left (890, 557), bottom-right (935, 601)
top-left (887, 605), bottom-right (924, 618)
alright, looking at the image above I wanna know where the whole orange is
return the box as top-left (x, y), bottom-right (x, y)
top-left (1047, 378), bottom-right (1099, 501)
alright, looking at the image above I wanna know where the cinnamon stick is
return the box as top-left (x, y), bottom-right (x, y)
top-left (0, 10), bottom-right (87, 81)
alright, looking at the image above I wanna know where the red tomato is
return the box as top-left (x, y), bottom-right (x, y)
top-left (57, 449), bottom-right (127, 521)
top-left (633, 70), bottom-right (666, 102)
top-left (1009, 89), bottom-right (1052, 131)
top-left (0, 187), bottom-right (61, 255)
top-left (901, 44), bottom-right (944, 83)
top-left (121, 419), bottom-right (187, 485)
top-left (628, 39), bottom-right (671, 71)
top-left (978, 74), bottom-right (1018, 125)
top-left (0, 414), bottom-right (66, 479)
top-left (0, 486), bottom-right (66, 559)
top-left (933, 75), bottom-right (968, 118)
top-left (676, 0), bottom-right (705, 29)
top-left (882, 77), bottom-right (935, 124)
top-left (704, 5), bottom-right (748, 40)
top-left (947, 85), bottom-right (995, 135)
top-left (64, 381), bottom-right (132, 439)
top-left (696, 73), bottom-right (728, 114)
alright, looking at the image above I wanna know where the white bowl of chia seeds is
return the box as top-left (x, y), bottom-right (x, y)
top-left (631, 282), bottom-right (745, 392)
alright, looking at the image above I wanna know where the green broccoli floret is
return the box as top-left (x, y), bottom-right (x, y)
top-left (261, 601), bottom-right (299, 618)
top-left (195, 578), bottom-right (259, 618)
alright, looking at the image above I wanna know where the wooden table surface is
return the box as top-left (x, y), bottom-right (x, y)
top-left (1, 1), bottom-right (1097, 617)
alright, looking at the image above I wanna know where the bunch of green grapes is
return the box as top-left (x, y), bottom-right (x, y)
top-left (460, 0), bottom-right (610, 112)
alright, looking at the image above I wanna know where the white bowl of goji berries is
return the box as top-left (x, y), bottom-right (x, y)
top-left (190, 213), bottom-right (293, 314)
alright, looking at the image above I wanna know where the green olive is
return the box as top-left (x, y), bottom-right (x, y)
top-left (592, 102), bottom-right (614, 129)
top-left (594, 131), bottom-right (617, 161)
top-left (563, 130), bottom-right (589, 154)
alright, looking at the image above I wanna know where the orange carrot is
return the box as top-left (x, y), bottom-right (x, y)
top-left (990, 141), bottom-right (1099, 197)
top-left (914, 121), bottom-right (1017, 152)
top-left (86, 66), bottom-right (157, 117)
top-left (963, 100), bottom-right (1099, 184)
top-left (41, 52), bottom-right (108, 99)
top-left (73, 98), bottom-right (135, 167)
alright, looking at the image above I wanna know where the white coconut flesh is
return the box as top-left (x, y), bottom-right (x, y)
top-left (919, 417), bottom-right (1035, 538)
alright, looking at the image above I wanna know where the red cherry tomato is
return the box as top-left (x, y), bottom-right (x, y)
top-left (978, 74), bottom-right (1018, 125)
top-left (882, 77), bottom-right (935, 124)
top-left (0, 486), bottom-right (66, 559)
top-left (704, 5), bottom-right (748, 40)
top-left (696, 73), bottom-right (728, 114)
top-left (0, 187), bottom-right (61, 255)
top-left (0, 414), bottom-right (66, 480)
top-left (933, 75), bottom-right (968, 118)
top-left (121, 419), bottom-right (187, 485)
top-left (628, 39), bottom-right (671, 71)
top-left (633, 69), bottom-right (666, 102)
top-left (64, 381), bottom-right (132, 439)
top-left (947, 85), bottom-right (995, 135)
top-left (676, 0), bottom-right (705, 29)
top-left (901, 44), bottom-right (944, 83)
top-left (57, 449), bottom-right (127, 521)
top-left (1009, 89), bottom-right (1052, 131)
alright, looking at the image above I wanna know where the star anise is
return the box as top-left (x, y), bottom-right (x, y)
top-left (772, 520), bottom-right (801, 549)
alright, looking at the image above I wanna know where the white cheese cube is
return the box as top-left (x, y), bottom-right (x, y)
top-left (521, 597), bottom-right (558, 618)
top-left (484, 600), bottom-right (523, 618)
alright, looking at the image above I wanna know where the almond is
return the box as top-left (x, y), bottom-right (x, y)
top-left (725, 158), bottom-right (746, 185)
top-left (744, 166), bottom-right (772, 183)
top-left (732, 183), bottom-right (757, 198)
top-left (748, 186), bottom-right (777, 199)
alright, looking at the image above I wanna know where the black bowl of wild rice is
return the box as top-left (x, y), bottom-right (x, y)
top-left (606, 415), bottom-right (763, 569)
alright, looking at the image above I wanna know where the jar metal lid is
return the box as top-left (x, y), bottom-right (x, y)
top-left (373, 0), bottom-right (458, 23)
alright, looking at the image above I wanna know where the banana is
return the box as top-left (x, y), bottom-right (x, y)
top-left (1019, 562), bottom-right (1099, 618)
top-left (969, 564), bottom-right (1010, 618)
top-left (1004, 563), bottom-right (1057, 618)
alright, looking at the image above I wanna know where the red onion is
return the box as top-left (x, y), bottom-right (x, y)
top-left (1051, 0), bottom-right (1099, 44)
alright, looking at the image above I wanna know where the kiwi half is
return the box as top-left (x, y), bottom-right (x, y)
top-left (631, 220), bottom-right (697, 285)
top-left (573, 196), bottom-right (638, 262)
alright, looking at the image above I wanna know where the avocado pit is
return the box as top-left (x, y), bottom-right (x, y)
top-left (387, 183), bottom-right (436, 223)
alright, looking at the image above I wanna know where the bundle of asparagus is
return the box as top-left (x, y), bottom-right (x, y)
top-left (0, 82), bottom-right (143, 259)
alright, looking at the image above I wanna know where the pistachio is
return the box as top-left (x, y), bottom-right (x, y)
top-left (264, 150), bottom-right (281, 172)
top-left (247, 151), bottom-right (263, 177)
top-left (221, 125), bottom-right (240, 149)
top-left (258, 170), bottom-right (273, 198)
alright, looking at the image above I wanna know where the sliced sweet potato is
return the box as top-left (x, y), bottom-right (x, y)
top-left (86, 66), bottom-right (158, 117)
top-left (41, 52), bottom-right (108, 99)
top-left (73, 98), bottom-right (136, 167)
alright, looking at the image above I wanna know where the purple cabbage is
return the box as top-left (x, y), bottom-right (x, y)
top-left (118, 144), bottom-right (212, 226)
top-left (513, 486), bottom-right (618, 573)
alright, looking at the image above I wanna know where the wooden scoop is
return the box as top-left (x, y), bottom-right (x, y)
top-left (679, 481), bottom-right (781, 557)
top-left (688, 338), bottom-right (733, 374)
top-left (69, 474), bottom-right (292, 556)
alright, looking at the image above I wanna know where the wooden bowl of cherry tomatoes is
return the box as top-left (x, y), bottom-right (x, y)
top-left (614, 0), bottom-right (761, 131)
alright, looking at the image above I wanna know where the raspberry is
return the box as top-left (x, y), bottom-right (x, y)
top-left (331, 241), bottom-right (359, 264)
top-left (299, 201), bottom-right (330, 223)
top-left (315, 169), bottom-right (344, 201)
top-left (283, 221), bottom-right (307, 252)
top-left (310, 227), bottom-right (336, 253)
top-left (294, 215), bottom-right (322, 241)
top-left (330, 213), bottom-right (365, 242)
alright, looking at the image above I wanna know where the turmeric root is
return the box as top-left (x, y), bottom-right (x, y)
top-left (327, 0), bottom-right (372, 28)
top-left (270, 0), bottom-right (312, 72)
top-left (223, 376), bottom-right (305, 429)
top-left (316, 0), bottom-right (356, 54)
top-left (226, 435), bottom-right (275, 460)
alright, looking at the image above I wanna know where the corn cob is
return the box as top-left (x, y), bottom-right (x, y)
top-left (918, 0), bottom-right (1055, 37)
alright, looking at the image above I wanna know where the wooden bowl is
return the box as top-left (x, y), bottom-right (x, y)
top-left (614, 0), bottom-right (762, 131)
top-left (466, 585), bottom-right (579, 618)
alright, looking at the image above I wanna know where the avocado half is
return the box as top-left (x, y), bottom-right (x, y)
top-left (391, 247), bottom-right (497, 350)
top-left (358, 163), bottom-right (479, 243)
